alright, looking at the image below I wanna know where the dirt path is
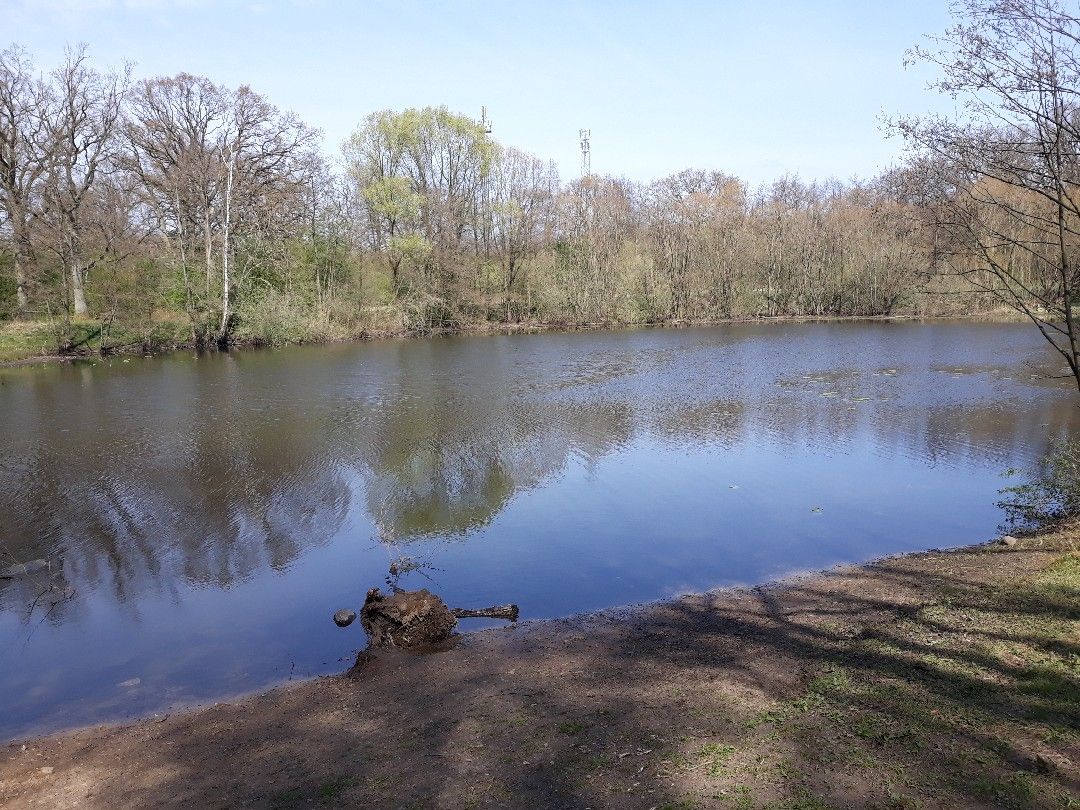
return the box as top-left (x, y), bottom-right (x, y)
top-left (1, 533), bottom-right (1077, 809)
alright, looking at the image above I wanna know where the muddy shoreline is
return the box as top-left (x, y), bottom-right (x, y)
top-left (2, 530), bottom-right (1076, 808)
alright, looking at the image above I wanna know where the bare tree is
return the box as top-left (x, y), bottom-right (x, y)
top-left (901, 0), bottom-right (1080, 390)
top-left (0, 45), bottom-right (53, 312)
top-left (489, 147), bottom-right (558, 321)
top-left (40, 45), bottom-right (127, 318)
top-left (124, 72), bottom-right (228, 340)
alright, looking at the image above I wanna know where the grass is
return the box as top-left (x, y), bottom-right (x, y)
top-left (700, 742), bottom-right (737, 777)
top-left (0, 316), bottom-right (193, 363)
top-left (654, 544), bottom-right (1079, 809)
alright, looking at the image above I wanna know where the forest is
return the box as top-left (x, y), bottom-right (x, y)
top-left (0, 28), bottom-right (1070, 358)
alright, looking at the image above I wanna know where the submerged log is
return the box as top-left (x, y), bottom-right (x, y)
top-left (451, 604), bottom-right (520, 621)
top-left (360, 587), bottom-right (458, 648)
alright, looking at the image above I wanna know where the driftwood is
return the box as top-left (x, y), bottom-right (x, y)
top-left (360, 587), bottom-right (458, 648)
top-left (451, 604), bottom-right (519, 621)
top-left (352, 588), bottom-right (521, 648)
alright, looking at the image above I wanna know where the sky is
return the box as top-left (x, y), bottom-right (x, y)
top-left (4, 0), bottom-right (958, 187)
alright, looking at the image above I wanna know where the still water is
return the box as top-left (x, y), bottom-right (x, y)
top-left (0, 321), bottom-right (1076, 740)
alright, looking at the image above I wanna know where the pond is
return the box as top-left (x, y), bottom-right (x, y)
top-left (0, 320), bottom-right (1076, 741)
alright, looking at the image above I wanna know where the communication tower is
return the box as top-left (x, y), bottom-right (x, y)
top-left (481, 106), bottom-right (492, 134)
top-left (579, 128), bottom-right (591, 177)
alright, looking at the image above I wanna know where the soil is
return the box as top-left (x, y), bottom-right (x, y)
top-left (1, 531), bottom-right (1076, 809)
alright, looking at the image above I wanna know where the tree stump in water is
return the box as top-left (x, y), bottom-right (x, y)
top-left (360, 587), bottom-right (458, 648)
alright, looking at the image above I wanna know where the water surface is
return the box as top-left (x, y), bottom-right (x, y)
top-left (1, 321), bottom-right (1076, 741)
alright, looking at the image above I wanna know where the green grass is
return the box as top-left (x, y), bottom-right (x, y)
top-left (0, 317), bottom-right (192, 362)
top-left (701, 742), bottom-right (737, 777)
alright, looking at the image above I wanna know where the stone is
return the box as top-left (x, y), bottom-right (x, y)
top-left (1000, 535), bottom-right (1019, 546)
top-left (360, 587), bottom-right (457, 648)
top-left (333, 609), bottom-right (357, 628)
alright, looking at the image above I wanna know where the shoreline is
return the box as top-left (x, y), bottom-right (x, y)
top-left (0, 310), bottom-right (1026, 369)
top-left (0, 537), bottom-right (1002, 748)
top-left (2, 529), bottom-right (1075, 808)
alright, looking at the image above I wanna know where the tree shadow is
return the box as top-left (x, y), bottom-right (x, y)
top-left (6, 541), bottom-right (1077, 808)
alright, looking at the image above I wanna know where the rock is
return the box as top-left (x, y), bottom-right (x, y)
top-left (360, 587), bottom-right (457, 649)
top-left (39, 767), bottom-right (53, 775)
top-left (333, 609), bottom-right (357, 628)
top-left (1000, 535), bottom-right (1019, 546)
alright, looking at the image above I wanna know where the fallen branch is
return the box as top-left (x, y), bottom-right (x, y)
top-left (451, 604), bottom-right (519, 622)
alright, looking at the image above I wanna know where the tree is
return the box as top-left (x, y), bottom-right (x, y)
top-left (40, 45), bottom-right (127, 318)
top-left (125, 73), bottom-right (316, 345)
top-left (488, 147), bottom-right (558, 321)
top-left (901, 0), bottom-right (1080, 390)
top-left (0, 45), bottom-right (53, 312)
top-left (124, 72), bottom-right (228, 341)
top-left (345, 107), bottom-right (496, 309)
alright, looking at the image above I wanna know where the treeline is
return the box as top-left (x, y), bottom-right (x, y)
top-left (0, 45), bottom-right (989, 352)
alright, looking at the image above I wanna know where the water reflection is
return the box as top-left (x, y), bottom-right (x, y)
top-left (0, 321), bottom-right (1076, 740)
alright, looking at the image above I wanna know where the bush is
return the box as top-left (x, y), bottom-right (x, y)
top-left (999, 439), bottom-right (1080, 532)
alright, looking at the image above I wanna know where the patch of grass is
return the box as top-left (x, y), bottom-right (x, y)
top-left (852, 713), bottom-right (914, 743)
top-left (0, 316), bottom-right (192, 363)
top-left (768, 789), bottom-right (835, 810)
top-left (317, 776), bottom-right (358, 799)
top-left (808, 665), bottom-right (851, 695)
top-left (883, 788), bottom-right (923, 810)
top-left (700, 742), bottom-right (736, 777)
top-left (719, 785), bottom-right (755, 809)
top-left (1037, 552), bottom-right (1080, 590)
top-left (972, 772), bottom-right (1038, 807)
top-left (556, 719), bottom-right (586, 735)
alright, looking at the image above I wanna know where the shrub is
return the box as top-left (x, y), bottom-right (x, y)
top-left (999, 439), bottom-right (1080, 532)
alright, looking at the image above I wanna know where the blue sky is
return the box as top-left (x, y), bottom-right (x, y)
top-left (5, 0), bottom-right (956, 187)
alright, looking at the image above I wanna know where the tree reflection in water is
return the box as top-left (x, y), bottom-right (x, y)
top-left (0, 322), bottom-right (1077, 740)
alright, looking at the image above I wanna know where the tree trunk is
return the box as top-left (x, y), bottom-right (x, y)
top-left (13, 254), bottom-right (28, 311)
top-left (219, 156), bottom-right (234, 345)
top-left (70, 260), bottom-right (88, 317)
top-left (204, 210), bottom-right (213, 301)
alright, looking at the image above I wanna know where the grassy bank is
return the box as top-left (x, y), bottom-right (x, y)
top-left (1, 528), bottom-right (1076, 809)
top-left (0, 318), bottom-right (192, 364)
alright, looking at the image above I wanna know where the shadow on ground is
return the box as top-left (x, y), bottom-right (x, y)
top-left (2, 534), bottom-right (1077, 809)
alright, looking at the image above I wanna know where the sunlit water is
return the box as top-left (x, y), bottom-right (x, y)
top-left (1, 321), bottom-right (1076, 741)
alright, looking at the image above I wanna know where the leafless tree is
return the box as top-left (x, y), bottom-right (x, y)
top-left (39, 45), bottom-right (127, 318)
top-left (489, 147), bottom-right (558, 321)
top-left (901, 0), bottom-right (1080, 389)
top-left (0, 45), bottom-right (54, 312)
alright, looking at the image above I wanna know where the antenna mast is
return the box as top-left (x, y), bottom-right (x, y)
top-left (579, 128), bottom-right (591, 177)
top-left (481, 106), bottom-right (492, 134)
